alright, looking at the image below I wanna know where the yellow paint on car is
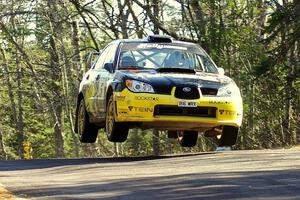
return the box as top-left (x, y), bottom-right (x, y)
top-left (114, 88), bottom-right (243, 127)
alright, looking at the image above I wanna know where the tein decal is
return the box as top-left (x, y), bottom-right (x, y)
top-left (128, 106), bottom-right (154, 112)
top-left (219, 110), bottom-right (236, 116)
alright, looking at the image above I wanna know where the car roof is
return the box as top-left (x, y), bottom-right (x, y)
top-left (109, 38), bottom-right (199, 48)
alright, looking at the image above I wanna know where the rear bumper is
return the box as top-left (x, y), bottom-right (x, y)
top-left (114, 88), bottom-right (243, 131)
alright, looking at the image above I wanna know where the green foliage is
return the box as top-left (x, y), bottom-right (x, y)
top-left (0, 0), bottom-right (299, 160)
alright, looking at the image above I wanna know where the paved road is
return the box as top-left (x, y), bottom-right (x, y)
top-left (0, 149), bottom-right (300, 200)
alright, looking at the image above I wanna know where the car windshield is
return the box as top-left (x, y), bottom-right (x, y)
top-left (118, 42), bottom-right (218, 73)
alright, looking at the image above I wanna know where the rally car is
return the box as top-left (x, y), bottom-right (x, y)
top-left (75, 35), bottom-right (243, 147)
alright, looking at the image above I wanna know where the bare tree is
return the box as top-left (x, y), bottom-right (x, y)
top-left (0, 128), bottom-right (6, 160)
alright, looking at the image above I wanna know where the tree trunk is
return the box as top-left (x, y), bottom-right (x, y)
top-left (1, 49), bottom-right (25, 159)
top-left (283, 72), bottom-right (293, 144)
top-left (0, 128), bottom-right (6, 160)
top-left (70, 0), bottom-right (100, 51)
top-left (59, 25), bottom-right (79, 158)
top-left (117, 0), bottom-right (129, 38)
top-left (16, 55), bottom-right (25, 158)
top-left (296, 120), bottom-right (300, 144)
top-left (152, 129), bottom-right (160, 156)
top-left (47, 0), bottom-right (65, 158)
top-left (248, 82), bottom-right (255, 147)
top-left (209, 0), bottom-right (217, 51)
top-left (152, 0), bottom-right (160, 34)
top-left (190, 0), bottom-right (207, 48)
top-left (280, 0), bottom-right (294, 145)
top-left (71, 21), bottom-right (83, 79)
top-left (70, 20), bottom-right (82, 158)
top-left (114, 143), bottom-right (120, 157)
top-left (126, 0), bottom-right (143, 38)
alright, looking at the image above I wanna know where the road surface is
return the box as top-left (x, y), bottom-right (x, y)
top-left (0, 149), bottom-right (300, 200)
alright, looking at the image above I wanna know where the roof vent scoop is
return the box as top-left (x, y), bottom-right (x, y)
top-left (147, 35), bottom-right (172, 43)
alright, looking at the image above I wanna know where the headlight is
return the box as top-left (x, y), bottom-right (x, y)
top-left (217, 81), bottom-right (241, 97)
top-left (126, 80), bottom-right (155, 93)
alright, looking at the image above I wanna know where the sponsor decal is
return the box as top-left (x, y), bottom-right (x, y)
top-left (118, 108), bottom-right (128, 115)
top-left (128, 106), bottom-right (153, 112)
top-left (219, 109), bottom-right (236, 116)
top-left (209, 101), bottom-right (229, 104)
top-left (135, 96), bottom-right (159, 101)
top-left (115, 95), bottom-right (126, 101)
top-left (137, 43), bottom-right (187, 50)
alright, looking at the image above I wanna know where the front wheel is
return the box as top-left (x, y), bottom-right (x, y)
top-left (178, 131), bottom-right (198, 147)
top-left (105, 95), bottom-right (129, 142)
top-left (77, 99), bottom-right (99, 143)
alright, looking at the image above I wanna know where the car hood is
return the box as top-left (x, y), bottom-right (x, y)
top-left (117, 69), bottom-right (232, 88)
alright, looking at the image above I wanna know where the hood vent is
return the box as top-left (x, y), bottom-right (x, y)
top-left (156, 68), bottom-right (196, 74)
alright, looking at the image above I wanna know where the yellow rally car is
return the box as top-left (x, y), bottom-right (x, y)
top-left (75, 35), bottom-right (243, 147)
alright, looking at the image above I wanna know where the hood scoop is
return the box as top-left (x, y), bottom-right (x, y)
top-left (156, 68), bottom-right (196, 74)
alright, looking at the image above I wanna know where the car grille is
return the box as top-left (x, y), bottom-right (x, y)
top-left (175, 86), bottom-right (200, 99)
top-left (200, 87), bottom-right (218, 96)
top-left (154, 105), bottom-right (217, 118)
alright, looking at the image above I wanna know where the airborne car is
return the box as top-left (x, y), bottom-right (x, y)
top-left (75, 35), bottom-right (243, 147)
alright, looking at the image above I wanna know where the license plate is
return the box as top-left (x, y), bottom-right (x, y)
top-left (178, 101), bottom-right (197, 107)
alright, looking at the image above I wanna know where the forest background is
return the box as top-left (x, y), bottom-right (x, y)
top-left (0, 0), bottom-right (299, 159)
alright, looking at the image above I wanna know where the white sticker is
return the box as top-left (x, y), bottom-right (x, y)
top-left (137, 43), bottom-right (187, 50)
top-left (178, 101), bottom-right (198, 107)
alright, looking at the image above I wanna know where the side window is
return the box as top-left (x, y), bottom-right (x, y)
top-left (105, 44), bottom-right (118, 64)
top-left (93, 45), bottom-right (112, 70)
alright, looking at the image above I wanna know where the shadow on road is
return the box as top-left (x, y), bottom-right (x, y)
top-left (0, 152), bottom-right (216, 171)
top-left (11, 169), bottom-right (300, 200)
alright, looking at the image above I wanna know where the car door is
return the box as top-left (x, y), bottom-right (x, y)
top-left (87, 45), bottom-right (112, 118)
top-left (81, 52), bottom-right (100, 114)
top-left (95, 43), bottom-right (118, 118)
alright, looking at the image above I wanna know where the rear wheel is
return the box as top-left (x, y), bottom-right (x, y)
top-left (105, 95), bottom-right (129, 142)
top-left (178, 131), bottom-right (198, 147)
top-left (77, 99), bottom-right (99, 143)
top-left (218, 126), bottom-right (239, 146)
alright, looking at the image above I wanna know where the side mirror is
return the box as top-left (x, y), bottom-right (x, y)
top-left (104, 63), bottom-right (114, 73)
top-left (217, 67), bottom-right (225, 75)
top-left (85, 51), bottom-right (101, 69)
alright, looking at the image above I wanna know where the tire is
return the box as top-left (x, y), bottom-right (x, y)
top-left (218, 126), bottom-right (239, 146)
top-left (178, 131), bottom-right (198, 147)
top-left (77, 99), bottom-right (99, 143)
top-left (105, 95), bottom-right (129, 142)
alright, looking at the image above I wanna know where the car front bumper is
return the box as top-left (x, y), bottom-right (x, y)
top-left (114, 88), bottom-right (243, 131)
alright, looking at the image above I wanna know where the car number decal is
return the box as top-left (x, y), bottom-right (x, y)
top-left (178, 101), bottom-right (198, 107)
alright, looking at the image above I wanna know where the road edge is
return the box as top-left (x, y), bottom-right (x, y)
top-left (0, 183), bottom-right (28, 200)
